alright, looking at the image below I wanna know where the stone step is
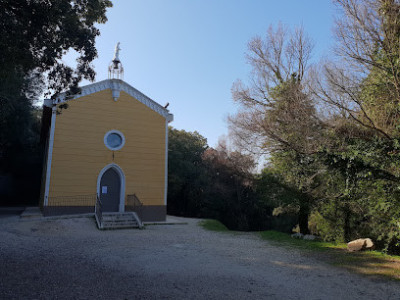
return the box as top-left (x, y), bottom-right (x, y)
top-left (102, 212), bottom-right (133, 217)
top-left (102, 218), bottom-right (137, 224)
top-left (102, 223), bottom-right (138, 228)
top-left (102, 219), bottom-right (137, 223)
top-left (102, 215), bottom-right (136, 220)
top-left (103, 225), bottom-right (138, 230)
top-left (102, 217), bottom-right (138, 222)
top-left (96, 211), bottom-right (143, 230)
top-left (98, 211), bottom-right (142, 230)
top-left (102, 222), bottom-right (138, 229)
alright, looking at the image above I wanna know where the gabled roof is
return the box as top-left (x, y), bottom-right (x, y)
top-left (54, 79), bottom-right (173, 122)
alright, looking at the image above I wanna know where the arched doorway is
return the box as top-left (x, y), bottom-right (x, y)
top-left (97, 164), bottom-right (125, 212)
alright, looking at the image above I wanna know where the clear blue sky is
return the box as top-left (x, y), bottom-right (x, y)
top-left (65, 0), bottom-right (336, 148)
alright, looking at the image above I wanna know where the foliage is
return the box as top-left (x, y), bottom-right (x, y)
top-left (201, 144), bottom-right (262, 231)
top-left (226, 0), bottom-right (400, 253)
top-left (0, 0), bottom-right (112, 205)
top-left (167, 128), bottom-right (276, 231)
top-left (167, 127), bottom-right (209, 217)
top-left (0, 0), bottom-right (112, 98)
top-left (228, 24), bottom-right (327, 234)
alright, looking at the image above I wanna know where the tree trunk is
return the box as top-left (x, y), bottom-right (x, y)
top-left (298, 198), bottom-right (310, 235)
top-left (343, 203), bottom-right (351, 242)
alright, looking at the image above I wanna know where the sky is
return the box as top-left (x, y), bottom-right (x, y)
top-left (64, 0), bottom-right (337, 148)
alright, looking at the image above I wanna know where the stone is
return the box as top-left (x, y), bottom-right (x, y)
top-left (347, 238), bottom-right (374, 251)
top-left (363, 238), bottom-right (375, 250)
top-left (347, 239), bottom-right (365, 251)
top-left (303, 234), bottom-right (317, 241)
top-left (291, 233), bottom-right (304, 239)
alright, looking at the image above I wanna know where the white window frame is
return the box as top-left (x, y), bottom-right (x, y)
top-left (104, 130), bottom-right (125, 151)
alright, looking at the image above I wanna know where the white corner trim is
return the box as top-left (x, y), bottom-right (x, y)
top-left (44, 106), bottom-right (57, 206)
top-left (164, 120), bottom-right (169, 206)
top-left (56, 79), bottom-right (174, 120)
top-left (97, 163), bottom-right (126, 212)
top-left (104, 130), bottom-right (126, 151)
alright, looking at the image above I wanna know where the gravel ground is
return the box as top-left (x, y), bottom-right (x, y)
top-left (0, 216), bottom-right (399, 300)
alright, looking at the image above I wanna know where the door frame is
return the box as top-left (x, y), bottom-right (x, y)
top-left (97, 163), bottom-right (125, 212)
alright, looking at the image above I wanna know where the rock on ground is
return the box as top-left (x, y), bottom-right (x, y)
top-left (348, 238), bottom-right (375, 252)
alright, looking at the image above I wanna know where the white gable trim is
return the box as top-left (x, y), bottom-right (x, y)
top-left (55, 79), bottom-right (174, 121)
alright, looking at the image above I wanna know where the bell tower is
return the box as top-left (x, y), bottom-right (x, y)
top-left (108, 42), bottom-right (124, 80)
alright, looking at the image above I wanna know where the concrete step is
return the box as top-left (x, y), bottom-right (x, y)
top-left (102, 216), bottom-right (137, 221)
top-left (103, 212), bottom-right (133, 217)
top-left (102, 219), bottom-right (138, 224)
top-left (102, 217), bottom-right (138, 222)
top-left (98, 212), bottom-right (142, 230)
top-left (102, 223), bottom-right (138, 229)
top-left (102, 224), bottom-right (138, 229)
top-left (20, 207), bottom-right (42, 219)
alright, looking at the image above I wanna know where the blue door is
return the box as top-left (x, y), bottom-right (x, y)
top-left (100, 168), bottom-right (120, 212)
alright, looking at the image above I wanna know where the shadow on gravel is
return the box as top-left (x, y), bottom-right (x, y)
top-left (0, 207), bottom-right (24, 217)
top-left (332, 250), bottom-right (400, 281)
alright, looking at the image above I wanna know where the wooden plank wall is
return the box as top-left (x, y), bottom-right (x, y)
top-left (48, 89), bottom-right (166, 206)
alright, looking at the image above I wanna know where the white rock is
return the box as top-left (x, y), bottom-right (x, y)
top-left (347, 238), bottom-right (374, 251)
top-left (303, 234), bottom-right (317, 240)
top-left (291, 233), bottom-right (304, 239)
top-left (363, 238), bottom-right (374, 250)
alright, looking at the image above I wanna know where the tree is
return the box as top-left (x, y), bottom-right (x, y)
top-left (229, 24), bottom-right (322, 154)
top-left (227, 0), bottom-right (400, 249)
top-left (201, 140), bottom-right (259, 230)
top-left (0, 0), bottom-right (112, 205)
top-left (167, 131), bottom-right (268, 231)
top-left (1, 0), bottom-right (113, 157)
top-left (229, 24), bottom-right (324, 234)
top-left (308, 0), bottom-right (400, 245)
top-left (312, 0), bottom-right (400, 139)
top-left (0, 0), bottom-right (112, 98)
top-left (167, 127), bottom-right (209, 216)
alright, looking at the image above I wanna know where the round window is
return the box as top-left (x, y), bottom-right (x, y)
top-left (104, 130), bottom-right (125, 150)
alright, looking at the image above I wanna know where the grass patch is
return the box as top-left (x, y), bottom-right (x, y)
top-left (260, 230), bottom-right (400, 281)
top-left (199, 219), bottom-right (229, 232)
top-left (259, 230), bottom-right (346, 252)
top-left (200, 224), bottom-right (400, 280)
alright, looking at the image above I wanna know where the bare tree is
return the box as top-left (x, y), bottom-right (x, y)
top-left (229, 24), bottom-right (323, 155)
top-left (311, 0), bottom-right (400, 139)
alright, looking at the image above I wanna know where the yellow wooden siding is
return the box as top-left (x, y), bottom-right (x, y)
top-left (48, 89), bottom-right (166, 206)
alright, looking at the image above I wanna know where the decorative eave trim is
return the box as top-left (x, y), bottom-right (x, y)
top-left (54, 79), bottom-right (173, 120)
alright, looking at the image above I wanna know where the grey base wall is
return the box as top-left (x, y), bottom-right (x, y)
top-left (136, 205), bottom-right (166, 222)
top-left (43, 206), bottom-right (94, 217)
top-left (43, 205), bottom-right (166, 221)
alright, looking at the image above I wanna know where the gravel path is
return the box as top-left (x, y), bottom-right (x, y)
top-left (0, 216), bottom-right (399, 299)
